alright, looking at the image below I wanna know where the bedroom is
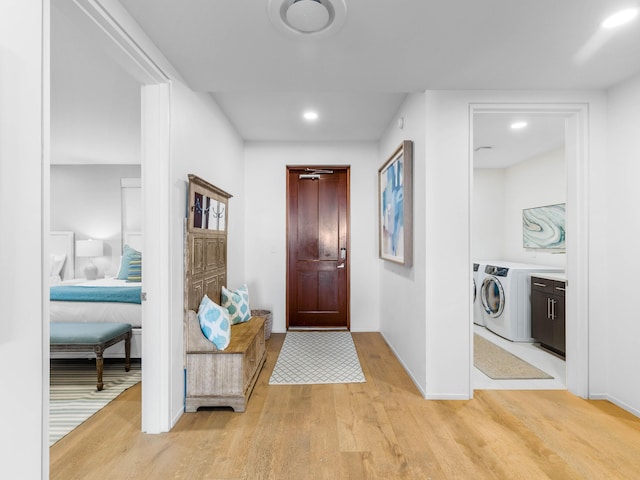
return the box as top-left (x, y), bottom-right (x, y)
top-left (48, 1), bottom-right (144, 423)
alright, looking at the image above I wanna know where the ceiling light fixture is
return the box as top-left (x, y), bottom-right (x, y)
top-left (510, 121), bottom-right (528, 130)
top-left (268, 0), bottom-right (347, 39)
top-left (303, 111), bottom-right (319, 121)
top-left (602, 8), bottom-right (639, 29)
top-left (286, 0), bottom-right (330, 33)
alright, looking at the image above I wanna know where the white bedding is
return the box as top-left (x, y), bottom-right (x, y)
top-left (50, 277), bottom-right (142, 328)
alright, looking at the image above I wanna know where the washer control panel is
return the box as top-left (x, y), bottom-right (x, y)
top-left (484, 265), bottom-right (509, 277)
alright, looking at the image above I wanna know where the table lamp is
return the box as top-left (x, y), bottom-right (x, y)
top-left (76, 239), bottom-right (103, 280)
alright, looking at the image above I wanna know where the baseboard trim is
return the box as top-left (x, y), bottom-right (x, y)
top-left (379, 332), bottom-right (427, 398)
top-left (590, 393), bottom-right (640, 418)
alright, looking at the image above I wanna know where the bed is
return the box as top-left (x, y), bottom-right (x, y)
top-left (49, 231), bottom-right (143, 359)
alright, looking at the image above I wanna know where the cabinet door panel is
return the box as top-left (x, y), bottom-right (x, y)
top-left (531, 290), bottom-right (553, 346)
top-left (553, 293), bottom-right (566, 355)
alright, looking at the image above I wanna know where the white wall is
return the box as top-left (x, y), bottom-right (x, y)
top-left (165, 83), bottom-right (245, 426)
top-left (418, 90), bottom-right (606, 400)
top-left (472, 168), bottom-right (505, 261)
top-left (51, 2), bottom-right (140, 165)
top-left (51, 164), bottom-right (141, 277)
top-left (0, 2), bottom-right (47, 477)
top-left (473, 148), bottom-right (566, 267)
top-left (378, 93), bottom-right (428, 394)
top-left (503, 148), bottom-right (566, 266)
top-left (601, 73), bottom-right (640, 416)
top-left (244, 142), bottom-right (380, 333)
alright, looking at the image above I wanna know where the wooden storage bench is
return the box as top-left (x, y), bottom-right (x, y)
top-left (184, 312), bottom-right (266, 412)
top-left (50, 322), bottom-right (132, 391)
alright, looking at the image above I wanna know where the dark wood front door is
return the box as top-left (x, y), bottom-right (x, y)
top-left (287, 166), bottom-right (350, 329)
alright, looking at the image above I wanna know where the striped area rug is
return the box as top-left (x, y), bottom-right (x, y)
top-left (269, 331), bottom-right (366, 385)
top-left (49, 359), bottom-right (141, 446)
top-left (474, 334), bottom-right (553, 380)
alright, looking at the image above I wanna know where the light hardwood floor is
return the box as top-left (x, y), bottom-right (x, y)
top-left (50, 333), bottom-right (640, 479)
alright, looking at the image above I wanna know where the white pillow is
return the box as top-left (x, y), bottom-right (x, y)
top-left (197, 295), bottom-right (231, 350)
top-left (50, 253), bottom-right (66, 277)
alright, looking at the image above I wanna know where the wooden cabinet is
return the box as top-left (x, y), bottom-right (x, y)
top-left (531, 276), bottom-right (566, 356)
top-left (184, 313), bottom-right (266, 412)
top-left (185, 175), bottom-right (231, 312)
top-left (183, 175), bottom-right (266, 412)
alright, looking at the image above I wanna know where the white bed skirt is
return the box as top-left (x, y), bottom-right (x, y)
top-left (50, 300), bottom-right (142, 328)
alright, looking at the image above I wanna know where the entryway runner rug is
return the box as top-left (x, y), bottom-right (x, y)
top-left (49, 359), bottom-right (141, 446)
top-left (269, 331), bottom-right (366, 385)
top-left (474, 334), bottom-right (553, 380)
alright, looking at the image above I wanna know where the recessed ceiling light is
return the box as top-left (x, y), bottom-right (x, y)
top-left (602, 8), bottom-right (639, 29)
top-left (510, 121), bottom-right (528, 130)
top-left (303, 111), bottom-right (319, 121)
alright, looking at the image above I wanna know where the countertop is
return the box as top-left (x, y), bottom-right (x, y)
top-left (530, 272), bottom-right (567, 282)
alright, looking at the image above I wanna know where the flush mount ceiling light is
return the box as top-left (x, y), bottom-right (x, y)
top-left (602, 8), bottom-right (639, 29)
top-left (287, 0), bottom-right (329, 32)
top-left (268, 0), bottom-right (347, 38)
top-left (510, 121), bottom-right (528, 130)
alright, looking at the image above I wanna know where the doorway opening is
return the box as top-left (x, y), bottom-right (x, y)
top-left (47, 0), bottom-right (173, 440)
top-left (470, 104), bottom-right (590, 398)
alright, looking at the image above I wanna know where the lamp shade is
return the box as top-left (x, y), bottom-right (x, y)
top-left (76, 239), bottom-right (103, 257)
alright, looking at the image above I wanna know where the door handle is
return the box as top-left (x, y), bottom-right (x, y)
top-left (337, 263), bottom-right (345, 269)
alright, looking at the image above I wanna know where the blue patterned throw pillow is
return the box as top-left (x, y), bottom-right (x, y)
top-left (221, 284), bottom-right (251, 325)
top-left (197, 295), bottom-right (231, 350)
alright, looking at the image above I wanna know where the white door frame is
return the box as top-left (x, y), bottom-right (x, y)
top-left (469, 103), bottom-right (590, 397)
top-left (51, 0), bottom-right (174, 432)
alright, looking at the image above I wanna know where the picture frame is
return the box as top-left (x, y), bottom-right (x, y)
top-left (522, 203), bottom-right (566, 250)
top-left (379, 140), bottom-right (413, 266)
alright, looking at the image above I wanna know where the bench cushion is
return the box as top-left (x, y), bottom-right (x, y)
top-left (50, 322), bottom-right (132, 344)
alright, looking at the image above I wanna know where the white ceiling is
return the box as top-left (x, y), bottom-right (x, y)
top-left (473, 114), bottom-right (566, 168)
top-left (55, 1), bottom-right (640, 162)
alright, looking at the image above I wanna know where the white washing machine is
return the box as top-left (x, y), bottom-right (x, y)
top-left (473, 262), bottom-right (487, 326)
top-left (480, 261), bottom-right (564, 341)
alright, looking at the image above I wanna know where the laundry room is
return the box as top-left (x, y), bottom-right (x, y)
top-left (472, 112), bottom-right (568, 390)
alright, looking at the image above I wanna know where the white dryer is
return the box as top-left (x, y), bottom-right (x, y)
top-left (480, 262), bottom-right (564, 341)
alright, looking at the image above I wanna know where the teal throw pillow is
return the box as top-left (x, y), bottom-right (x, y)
top-left (197, 295), bottom-right (231, 350)
top-left (117, 245), bottom-right (141, 280)
top-left (221, 284), bottom-right (251, 325)
top-left (126, 252), bottom-right (142, 282)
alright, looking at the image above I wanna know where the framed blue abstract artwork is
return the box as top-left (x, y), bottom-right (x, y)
top-left (522, 203), bottom-right (566, 249)
top-left (379, 140), bottom-right (413, 266)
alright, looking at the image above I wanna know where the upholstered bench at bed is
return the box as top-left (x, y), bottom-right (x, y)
top-left (50, 322), bottom-right (132, 391)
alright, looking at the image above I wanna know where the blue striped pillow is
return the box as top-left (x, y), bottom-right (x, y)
top-left (126, 252), bottom-right (141, 282)
top-left (117, 245), bottom-right (141, 280)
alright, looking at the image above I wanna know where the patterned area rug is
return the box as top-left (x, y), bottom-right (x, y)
top-left (474, 334), bottom-right (553, 380)
top-left (49, 359), bottom-right (141, 446)
top-left (269, 331), bottom-right (366, 385)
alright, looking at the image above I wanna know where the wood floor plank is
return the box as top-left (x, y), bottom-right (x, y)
top-left (50, 332), bottom-right (640, 480)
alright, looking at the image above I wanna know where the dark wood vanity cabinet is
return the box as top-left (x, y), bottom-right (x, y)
top-left (531, 276), bottom-right (566, 357)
